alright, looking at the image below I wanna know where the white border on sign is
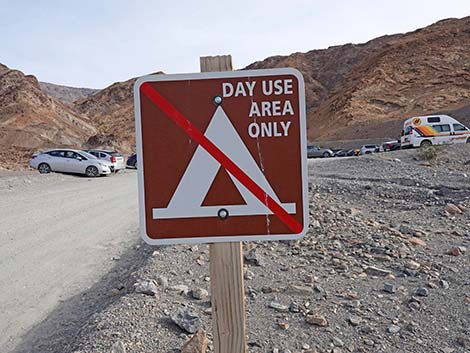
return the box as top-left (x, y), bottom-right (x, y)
top-left (134, 68), bottom-right (309, 246)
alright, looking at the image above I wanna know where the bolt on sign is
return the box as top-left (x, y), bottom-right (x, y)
top-left (134, 68), bottom-right (308, 245)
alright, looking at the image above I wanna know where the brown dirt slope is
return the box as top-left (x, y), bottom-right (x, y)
top-left (0, 63), bottom-right (97, 168)
top-left (39, 82), bottom-right (99, 105)
top-left (73, 72), bottom-right (164, 153)
top-left (246, 17), bottom-right (470, 141)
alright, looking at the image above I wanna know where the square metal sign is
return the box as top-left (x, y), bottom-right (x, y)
top-left (134, 68), bottom-right (308, 245)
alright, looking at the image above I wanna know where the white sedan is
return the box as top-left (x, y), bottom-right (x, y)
top-left (29, 149), bottom-right (113, 177)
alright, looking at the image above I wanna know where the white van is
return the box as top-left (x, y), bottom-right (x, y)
top-left (401, 115), bottom-right (470, 148)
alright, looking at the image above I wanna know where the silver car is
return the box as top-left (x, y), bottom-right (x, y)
top-left (86, 150), bottom-right (126, 173)
top-left (29, 149), bottom-right (112, 177)
top-left (307, 145), bottom-right (334, 158)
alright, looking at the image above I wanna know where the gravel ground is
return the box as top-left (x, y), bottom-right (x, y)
top-left (0, 170), bottom-right (140, 353)
top-left (10, 145), bottom-right (470, 353)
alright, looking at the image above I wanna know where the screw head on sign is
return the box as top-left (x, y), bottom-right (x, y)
top-left (217, 208), bottom-right (229, 220)
top-left (213, 95), bottom-right (223, 105)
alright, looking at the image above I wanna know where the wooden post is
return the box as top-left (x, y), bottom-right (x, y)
top-left (200, 55), bottom-right (246, 353)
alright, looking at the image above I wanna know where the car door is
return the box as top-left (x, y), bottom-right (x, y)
top-left (63, 151), bottom-right (84, 173)
top-left (46, 150), bottom-right (66, 171)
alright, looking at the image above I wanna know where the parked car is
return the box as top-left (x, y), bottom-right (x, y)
top-left (126, 153), bottom-right (137, 168)
top-left (86, 150), bottom-right (126, 173)
top-left (334, 149), bottom-right (354, 157)
top-left (382, 140), bottom-right (401, 151)
top-left (360, 145), bottom-right (380, 155)
top-left (307, 145), bottom-right (334, 158)
top-left (29, 149), bottom-right (112, 177)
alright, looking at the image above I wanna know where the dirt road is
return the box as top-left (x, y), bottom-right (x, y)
top-left (0, 170), bottom-right (139, 352)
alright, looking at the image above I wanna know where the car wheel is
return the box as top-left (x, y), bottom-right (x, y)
top-left (420, 140), bottom-right (432, 148)
top-left (85, 166), bottom-right (99, 177)
top-left (322, 152), bottom-right (330, 158)
top-left (114, 169), bottom-right (120, 174)
top-left (365, 151), bottom-right (371, 154)
top-left (38, 163), bottom-right (51, 174)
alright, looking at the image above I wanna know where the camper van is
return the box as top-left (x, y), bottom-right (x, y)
top-left (401, 115), bottom-right (470, 148)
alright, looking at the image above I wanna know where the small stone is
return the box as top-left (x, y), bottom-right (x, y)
top-left (415, 287), bottom-right (429, 297)
top-left (289, 302), bottom-right (300, 313)
top-left (277, 321), bottom-right (289, 330)
top-left (244, 270), bottom-right (254, 280)
top-left (456, 336), bottom-right (470, 349)
top-left (111, 341), bottom-right (126, 353)
top-left (348, 316), bottom-right (362, 326)
top-left (306, 314), bottom-right (328, 327)
top-left (244, 248), bottom-right (265, 266)
top-left (439, 280), bottom-right (450, 289)
top-left (285, 285), bottom-right (313, 295)
top-left (445, 203), bottom-right (462, 215)
top-left (191, 288), bottom-right (209, 300)
top-left (169, 284), bottom-right (190, 295)
top-left (269, 302), bottom-right (289, 312)
top-left (383, 283), bottom-right (396, 294)
top-left (332, 337), bottom-right (344, 347)
top-left (387, 324), bottom-right (401, 334)
top-left (156, 276), bottom-right (169, 289)
top-left (408, 237), bottom-right (426, 246)
top-left (399, 224), bottom-right (414, 235)
top-left (405, 259), bottom-right (421, 270)
top-left (363, 339), bottom-right (375, 346)
top-left (447, 247), bottom-right (465, 256)
top-left (181, 329), bottom-right (209, 353)
top-left (171, 309), bottom-right (202, 333)
top-left (365, 266), bottom-right (391, 277)
top-left (134, 280), bottom-right (158, 296)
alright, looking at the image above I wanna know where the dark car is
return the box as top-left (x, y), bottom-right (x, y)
top-left (334, 149), bottom-right (354, 157)
top-left (126, 153), bottom-right (137, 168)
top-left (382, 140), bottom-right (401, 151)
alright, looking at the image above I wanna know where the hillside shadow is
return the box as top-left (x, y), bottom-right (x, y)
top-left (11, 240), bottom-right (154, 353)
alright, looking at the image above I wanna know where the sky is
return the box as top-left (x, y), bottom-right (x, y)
top-left (0, 0), bottom-right (468, 88)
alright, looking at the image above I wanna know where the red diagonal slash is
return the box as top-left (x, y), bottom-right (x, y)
top-left (140, 82), bottom-right (303, 234)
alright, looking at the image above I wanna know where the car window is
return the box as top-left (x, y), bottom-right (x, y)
top-left (453, 124), bottom-right (467, 131)
top-left (76, 153), bottom-right (87, 161)
top-left (110, 152), bottom-right (121, 157)
top-left (433, 124), bottom-right (451, 133)
top-left (99, 152), bottom-right (108, 158)
top-left (89, 151), bottom-right (99, 157)
top-left (80, 151), bottom-right (98, 160)
top-left (48, 150), bottom-right (63, 157)
top-left (64, 151), bottom-right (77, 159)
top-left (427, 117), bottom-right (441, 123)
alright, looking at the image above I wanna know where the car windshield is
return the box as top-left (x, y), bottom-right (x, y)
top-left (80, 151), bottom-right (98, 159)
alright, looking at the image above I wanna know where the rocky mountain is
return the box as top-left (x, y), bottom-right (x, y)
top-left (73, 73), bottom-right (163, 153)
top-left (247, 17), bottom-right (470, 141)
top-left (39, 82), bottom-right (99, 105)
top-left (0, 63), bottom-right (97, 168)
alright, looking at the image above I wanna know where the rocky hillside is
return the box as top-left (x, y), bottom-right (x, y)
top-left (0, 63), bottom-right (96, 168)
top-left (247, 17), bottom-right (470, 141)
top-left (39, 82), bottom-right (99, 105)
top-left (73, 73), bottom-right (163, 153)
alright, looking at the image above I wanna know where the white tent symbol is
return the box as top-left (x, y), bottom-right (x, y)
top-left (152, 106), bottom-right (296, 219)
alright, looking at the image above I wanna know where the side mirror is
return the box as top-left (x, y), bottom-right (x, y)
top-left (77, 156), bottom-right (83, 161)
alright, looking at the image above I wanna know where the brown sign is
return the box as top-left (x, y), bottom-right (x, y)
top-left (134, 69), bottom-right (308, 245)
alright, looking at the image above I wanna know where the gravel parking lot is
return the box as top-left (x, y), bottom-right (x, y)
top-left (0, 170), bottom-right (139, 353)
